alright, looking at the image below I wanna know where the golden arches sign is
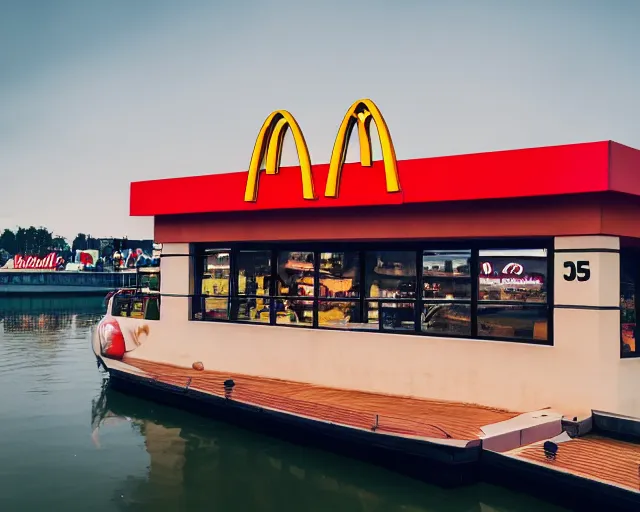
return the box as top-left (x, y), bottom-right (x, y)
top-left (244, 99), bottom-right (400, 202)
top-left (325, 99), bottom-right (400, 198)
top-left (244, 110), bottom-right (315, 202)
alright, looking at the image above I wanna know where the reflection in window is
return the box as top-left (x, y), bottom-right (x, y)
top-left (112, 292), bottom-right (159, 320)
top-left (423, 250), bottom-right (471, 300)
top-left (365, 251), bottom-right (416, 298)
top-left (275, 251), bottom-right (314, 327)
top-left (237, 250), bottom-right (271, 296)
top-left (422, 303), bottom-right (471, 336)
top-left (202, 251), bottom-right (231, 296)
top-left (112, 296), bottom-right (131, 317)
top-left (364, 251), bottom-right (416, 332)
top-left (233, 250), bottom-right (272, 323)
top-left (478, 249), bottom-right (547, 303)
top-left (234, 297), bottom-right (271, 323)
top-left (363, 306), bottom-right (377, 328)
top-left (199, 250), bottom-right (231, 320)
top-left (318, 301), bottom-right (361, 329)
top-left (319, 252), bottom-right (360, 298)
top-left (143, 296), bottom-right (161, 320)
top-left (381, 302), bottom-right (415, 331)
top-left (477, 304), bottom-right (547, 340)
top-left (203, 297), bottom-right (230, 320)
top-left (275, 299), bottom-right (313, 326)
top-left (277, 251), bottom-right (315, 297)
top-left (621, 249), bottom-right (638, 356)
top-left (191, 244), bottom-right (552, 343)
top-left (139, 270), bottom-right (160, 292)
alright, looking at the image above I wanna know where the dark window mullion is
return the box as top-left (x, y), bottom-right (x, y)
top-left (269, 248), bottom-right (277, 326)
top-left (194, 254), bottom-right (204, 321)
top-left (229, 248), bottom-right (238, 320)
top-left (633, 253), bottom-right (640, 356)
top-left (359, 250), bottom-right (366, 327)
top-left (319, 297), bottom-right (361, 302)
top-left (546, 242), bottom-right (554, 346)
top-left (365, 297), bottom-right (422, 303)
top-left (416, 249), bottom-right (423, 333)
top-left (313, 251), bottom-right (320, 328)
top-left (471, 248), bottom-right (479, 337)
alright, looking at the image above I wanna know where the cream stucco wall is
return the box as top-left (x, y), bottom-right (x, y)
top-left (117, 238), bottom-right (640, 417)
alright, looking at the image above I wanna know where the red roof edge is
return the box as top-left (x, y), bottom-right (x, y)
top-left (130, 141), bottom-right (622, 217)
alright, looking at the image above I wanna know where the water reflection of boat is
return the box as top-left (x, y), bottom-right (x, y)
top-left (91, 383), bottom-right (559, 512)
top-left (0, 295), bottom-right (105, 314)
top-left (0, 296), bottom-right (106, 332)
top-left (0, 313), bottom-right (74, 333)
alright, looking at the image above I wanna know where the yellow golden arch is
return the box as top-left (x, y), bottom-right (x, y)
top-left (325, 99), bottom-right (400, 198)
top-left (244, 110), bottom-right (315, 202)
top-left (244, 99), bottom-right (400, 202)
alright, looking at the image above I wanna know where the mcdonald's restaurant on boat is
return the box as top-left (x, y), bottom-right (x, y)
top-left (124, 99), bottom-right (640, 419)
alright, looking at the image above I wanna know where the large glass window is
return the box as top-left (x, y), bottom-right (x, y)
top-left (365, 251), bottom-right (416, 331)
top-left (477, 249), bottom-right (548, 341)
top-left (621, 248), bottom-right (639, 357)
top-left (235, 250), bottom-right (272, 323)
top-left (318, 252), bottom-right (362, 329)
top-left (478, 249), bottom-right (547, 302)
top-left (192, 243), bottom-right (551, 344)
top-left (422, 250), bottom-right (471, 336)
top-left (200, 250), bottom-right (231, 320)
top-left (275, 251), bottom-right (315, 326)
top-left (112, 290), bottom-right (160, 320)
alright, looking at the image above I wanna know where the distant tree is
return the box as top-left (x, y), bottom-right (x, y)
top-left (86, 234), bottom-right (100, 251)
top-left (34, 227), bottom-right (53, 257)
top-left (51, 236), bottom-right (69, 252)
top-left (15, 227), bottom-right (28, 254)
top-left (0, 229), bottom-right (17, 255)
top-left (1, 228), bottom-right (100, 257)
top-left (9, 226), bottom-right (51, 256)
top-left (72, 233), bottom-right (87, 252)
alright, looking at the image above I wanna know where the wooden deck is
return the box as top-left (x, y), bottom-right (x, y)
top-left (508, 435), bottom-right (640, 492)
top-left (122, 357), bottom-right (519, 441)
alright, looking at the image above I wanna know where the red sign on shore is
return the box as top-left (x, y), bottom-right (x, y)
top-left (14, 252), bottom-right (59, 270)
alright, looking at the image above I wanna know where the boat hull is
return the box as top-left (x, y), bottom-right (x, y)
top-left (105, 365), bottom-right (481, 488)
top-left (482, 449), bottom-right (640, 512)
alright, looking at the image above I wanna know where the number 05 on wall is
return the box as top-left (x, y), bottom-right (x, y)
top-left (554, 250), bottom-right (619, 309)
top-left (563, 261), bottom-right (591, 282)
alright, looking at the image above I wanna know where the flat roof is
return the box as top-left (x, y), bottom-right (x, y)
top-left (130, 140), bottom-right (640, 217)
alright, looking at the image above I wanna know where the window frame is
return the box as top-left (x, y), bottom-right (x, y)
top-left (620, 246), bottom-right (640, 359)
top-left (421, 249), bottom-right (472, 337)
top-left (111, 290), bottom-right (161, 320)
top-left (191, 239), bottom-right (554, 345)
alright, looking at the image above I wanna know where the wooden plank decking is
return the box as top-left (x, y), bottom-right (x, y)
top-left (509, 435), bottom-right (640, 492)
top-left (123, 357), bottom-right (519, 440)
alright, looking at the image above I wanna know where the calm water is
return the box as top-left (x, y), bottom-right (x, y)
top-left (0, 296), bottom-right (566, 512)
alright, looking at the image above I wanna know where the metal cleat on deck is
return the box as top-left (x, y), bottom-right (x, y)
top-left (543, 440), bottom-right (558, 460)
top-left (224, 379), bottom-right (235, 399)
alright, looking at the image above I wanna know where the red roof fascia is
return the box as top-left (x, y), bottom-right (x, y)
top-left (609, 141), bottom-right (640, 196)
top-left (130, 141), bottom-right (624, 217)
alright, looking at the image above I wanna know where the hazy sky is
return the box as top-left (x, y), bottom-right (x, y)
top-left (2, 0), bottom-right (639, 241)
